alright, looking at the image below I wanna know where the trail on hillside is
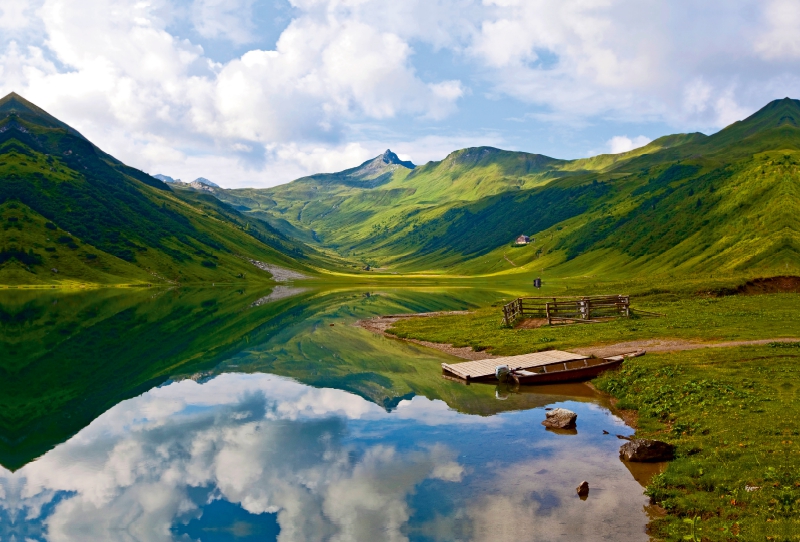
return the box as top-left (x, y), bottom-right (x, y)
top-left (503, 253), bottom-right (518, 267)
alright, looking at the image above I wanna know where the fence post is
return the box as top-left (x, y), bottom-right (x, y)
top-left (546, 302), bottom-right (551, 325)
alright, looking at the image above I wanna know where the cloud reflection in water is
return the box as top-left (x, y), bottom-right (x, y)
top-left (0, 374), bottom-right (650, 541)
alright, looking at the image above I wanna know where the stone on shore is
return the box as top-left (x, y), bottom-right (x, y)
top-left (576, 480), bottom-right (589, 498)
top-left (619, 439), bottom-right (676, 462)
top-left (542, 408), bottom-right (577, 429)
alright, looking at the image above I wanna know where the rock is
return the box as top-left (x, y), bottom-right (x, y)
top-left (619, 439), bottom-right (676, 462)
top-left (576, 480), bottom-right (589, 498)
top-left (51, 268), bottom-right (58, 273)
top-left (542, 408), bottom-right (577, 429)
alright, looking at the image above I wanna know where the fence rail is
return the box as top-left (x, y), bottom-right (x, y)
top-left (502, 295), bottom-right (630, 326)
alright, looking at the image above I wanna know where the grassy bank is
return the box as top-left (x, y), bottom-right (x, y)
top-left (595, 345), bottom-right (800, 540)
top-left (388, 293), bottom-right (799, 355)
top-left (386, 292), bottom-right (800, 540)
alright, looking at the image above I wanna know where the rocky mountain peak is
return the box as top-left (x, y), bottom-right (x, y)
top-left (193, 177), bottom-right (220, 188)
top-left (378, 149), bottom-right (415, 169)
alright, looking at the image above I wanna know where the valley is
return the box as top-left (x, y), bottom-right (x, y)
top-left (207, 99), bottom-right (799, 279)
top-left (1, 92), bottom-right (798, 540)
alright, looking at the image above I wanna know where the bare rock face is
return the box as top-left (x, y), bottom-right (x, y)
top-left (576, 480), bottom-right (589, 498)
top-left (619, 439), bottom-right (675, 462)
top-left (542, 408), bottom-right (577, 429)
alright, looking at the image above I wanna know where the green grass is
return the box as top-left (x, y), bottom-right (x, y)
top-left (0, 93), bottom-right (318, 286)
top-left (388, 293), bottom-right (800, 356)
top-left (594, 345), bottom-right (800, 540)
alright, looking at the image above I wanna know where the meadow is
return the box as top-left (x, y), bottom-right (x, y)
top-left (387, 287), bottom-right (800, 540)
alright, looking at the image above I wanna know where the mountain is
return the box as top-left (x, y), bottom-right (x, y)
top-left (210, 99), bottom-right (799, 277)
top-left (193, 177), bottom-right (219, 188)
top-left (0, 92), bottom-right (318, 286)
top-left (214, 146), bottom-right (567, 251)
top-left (153, 173), bottom-right (179, 183)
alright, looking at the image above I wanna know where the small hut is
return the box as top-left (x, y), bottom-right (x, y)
top-left (515, 235), bottom-right (530, 245)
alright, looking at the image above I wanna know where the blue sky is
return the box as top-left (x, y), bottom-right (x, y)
top-left (1, 0), bottom-right (799, 187)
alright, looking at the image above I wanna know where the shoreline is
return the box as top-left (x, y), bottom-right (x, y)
top-left (357, 312), bottom-right (800, 359)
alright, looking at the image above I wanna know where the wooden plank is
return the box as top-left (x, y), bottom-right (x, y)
top-left (442, 349), bottom-right (590, 380)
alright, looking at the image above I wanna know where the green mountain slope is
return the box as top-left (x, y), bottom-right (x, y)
top-left (215, 146), bottom-right (571, 266)
top-left (211, 98), bottom-right (800, 277)
top-left (0, 93), bottom-right (319, 286)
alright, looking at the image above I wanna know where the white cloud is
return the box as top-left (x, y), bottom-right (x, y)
top-left (0, 0), bottom-right (470, 186)
top-left (0, 0), bottom-right (799, 186)
top-left (191, 0), bottom-right (258, 44)
top-left (607, 134), bottom-right (651, 154)
top-left (0, 0), bottom-right (36, 30)
top-left (755, 0), bottom-right (800, 59)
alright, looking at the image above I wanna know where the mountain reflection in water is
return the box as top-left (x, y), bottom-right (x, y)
top-left (0, 286), bottom-right (653, 540)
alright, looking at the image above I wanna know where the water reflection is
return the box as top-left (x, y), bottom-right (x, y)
top-left (0, 286), bottom-right (655, 540)
top-left (0, 286), bottom-right (519, 468)
top-left (1, 374), bottom-right (649, 541)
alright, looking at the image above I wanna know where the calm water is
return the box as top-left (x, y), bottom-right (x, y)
top-left (0, 286), bottom-right (655, 541)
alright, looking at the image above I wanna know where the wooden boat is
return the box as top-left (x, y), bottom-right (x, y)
top-left (507, 350), bottom-right (645, 385)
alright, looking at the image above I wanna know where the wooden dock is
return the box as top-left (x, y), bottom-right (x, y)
top-left (441, 350), bottom-right (590, 381)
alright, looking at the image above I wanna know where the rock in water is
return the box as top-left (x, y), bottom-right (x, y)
top-left (619, 439), bottom-right (676, 462)
top-left (576, 480), bottom-right (589, 498)
top-left (542, 408), bottom-right (577, 429)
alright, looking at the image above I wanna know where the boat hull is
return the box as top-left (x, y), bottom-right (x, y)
top-left (510, 358), bottom-right (624, 385)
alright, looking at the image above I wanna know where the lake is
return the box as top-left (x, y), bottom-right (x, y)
top-left (0, 286), bottom-right (657, 541)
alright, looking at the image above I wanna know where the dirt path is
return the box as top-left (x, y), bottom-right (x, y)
top-left (356, 314), bottom-right (799, 360)
top-left (573, 338), bottom-right (800, 358)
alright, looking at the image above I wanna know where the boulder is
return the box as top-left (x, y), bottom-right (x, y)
top-left (542, 408), bottom-right (577, 429)
top-left (576, 480), bottom-right (589, 498)
top-left (619, 439), bottom-right (675, 462)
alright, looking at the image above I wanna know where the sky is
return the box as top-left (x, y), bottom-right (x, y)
top-left (1, 0), bottom-right (799, 188)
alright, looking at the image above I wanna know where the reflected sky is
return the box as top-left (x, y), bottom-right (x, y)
top-left (1, 373), bottom-right (649, 542)
top-left (0, 286), bottom-right (655, 541)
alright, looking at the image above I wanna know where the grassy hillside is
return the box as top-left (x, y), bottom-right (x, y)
top-left (0, 93), bottom-right (319, 286)
top-left (212, 98), bottom-right (800, 277)
top-left (216, 146), bottom-right (572, 268)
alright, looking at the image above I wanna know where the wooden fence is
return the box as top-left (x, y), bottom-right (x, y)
top-left (502, 295), bottom-right (630, 326)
